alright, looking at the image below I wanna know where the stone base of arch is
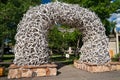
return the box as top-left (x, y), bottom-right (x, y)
top-left (8, 63), bottom-right (57, 79)
top-left (74, 60), bottom-right (120, 72)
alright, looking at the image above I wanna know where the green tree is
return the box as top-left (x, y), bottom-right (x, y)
top-left (58, 0), bottom-right (120, 35)
top-left (48, 26), bottom-right (63, 50)
top-left (48, 25), bottom-right (82, 54)
top-left (0, 0), bottom-right (40, 61)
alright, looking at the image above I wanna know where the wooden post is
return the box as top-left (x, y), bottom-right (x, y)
top-left (116, 33), bottom-right (119, 53)
top-left (0, 67), bottom-right (4, 76)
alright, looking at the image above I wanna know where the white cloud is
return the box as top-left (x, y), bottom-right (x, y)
top-left (116, 23), bottom-right (120, 27)
top-left (108, 13), bottom-right (117, 22)
top-left (108, 12), bottom-right (120, 29)
top-left (117, 14), bottom-right (120, 17)
top-left (116, 18), bottom-right (120, 23)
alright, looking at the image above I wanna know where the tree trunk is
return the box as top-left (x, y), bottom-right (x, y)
top-left (0, 40), bottom-right (4, 62)
top-left (75, 38), bottom-right (80, 57)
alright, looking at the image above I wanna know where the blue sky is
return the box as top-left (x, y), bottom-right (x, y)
top-left (111, 0), bottom-right (116, 3)
top-left (108, 9), bottom-right (120, 32)
top-left (108, 11), bottom-right (120, 27)
top-left (41, 0), bottom-right (120, 28)
top-left (108, 0), bottom-right (120, 32)
top-left (41, 0), bottom-right (51, 4)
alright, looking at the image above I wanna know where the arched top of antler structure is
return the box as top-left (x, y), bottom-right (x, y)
top-left (14, 2), bottom-right (110, 66)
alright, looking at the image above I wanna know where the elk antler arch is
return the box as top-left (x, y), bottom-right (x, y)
top-left (14, 2), bottom-right (110, 66)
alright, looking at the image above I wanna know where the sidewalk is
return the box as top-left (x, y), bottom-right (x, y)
top-left (0, 65), bottom-right (120, 80)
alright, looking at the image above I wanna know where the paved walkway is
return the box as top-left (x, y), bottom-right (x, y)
top-left (1, 65), bottom-right (120, 80)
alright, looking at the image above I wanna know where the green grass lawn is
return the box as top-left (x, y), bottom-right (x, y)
top-left (3, 54), bottom-right (14, 62)
top-left (1, 53), bottom-right (78, 76)
top-left (2, 53), bottom-right (78, 65)
top-left (1, 53), bottom-right (79, 68)
top-left (50, 54), bottom-right (78, 65)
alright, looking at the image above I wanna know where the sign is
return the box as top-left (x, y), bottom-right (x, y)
top-left (65, 54), bottom-right (70, 59)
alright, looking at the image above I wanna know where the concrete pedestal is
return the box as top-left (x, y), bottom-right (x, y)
top-left (8, 64), bottom-right (57, 79)
top-left (74, 60), bottom-right (120, 72)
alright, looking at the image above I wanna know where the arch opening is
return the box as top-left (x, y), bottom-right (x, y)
top-left (14, 2), bottom-right (110, 66)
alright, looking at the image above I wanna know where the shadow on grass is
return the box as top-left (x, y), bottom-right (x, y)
top-left (50, 54), bottom-right (78, 70)
top-left (1, 54), bottom-right (78, 77)
top-left (2, 54), bottom-right (14, 62)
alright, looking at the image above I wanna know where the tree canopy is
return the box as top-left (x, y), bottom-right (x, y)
top-left (0, 0), bottom-right (40, 45)
top-left (0, 0), bottom-right (120, 45)
top-left (59, 0), bottom-right (120, 35)
top-left (0, 0), bottom-right (120, 52)
top-left (0, 0), bottom-right (40, 61)
top-left (48, 25), bottom-right (82, 53)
